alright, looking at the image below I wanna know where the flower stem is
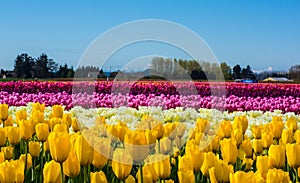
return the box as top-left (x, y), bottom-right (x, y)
top-left (296, 168), bottom-right (299, 183)
top-left (83, 166), bottom-right (87, 183)
top-left (24, 141), bottom-right (28, 179)
top-left (60, 163), bottom-right (65, 183)
top-left (40, 143), bottom-right (44, 183)
top-left (139, 163), bottom-right (144, 183)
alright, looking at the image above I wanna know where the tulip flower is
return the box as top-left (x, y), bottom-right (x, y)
top-left (30, 110), bottom-right (45, 124)
top-left (266, 168), bottom-right (290, 183)
top-left (2, 146), bottom-right (13, 160)
top-left (233, 115), bottom-right (248, 135)
top-left (156, 137), bottom-right (171, 154)
top-left (0, 152), bottom-right (4, 163)
top-left (294, 130), bottom-right (300, 144)
top-left (0, 160), bottom-right (18, 183)
top-left (268, 145), bottom-right (285, 168)
top-left (140, 164), bottom-right (158, 182)
top-left (218, 120), bottom-right (232, 139)
top-left (32, 102), bottom-right (45, 112)
top-left (125, 175), bottom-right (136, 183)
top-left (43, 160), bottom-right (62, 183)
top-left (19, 119), bottom-right (33, 141)
top-left (90, 171), bottom-right (108, 183)
top-left (29, 141), bottom-right (40, 158)
top-left (209, 159), bottom-right (233, 183)
top-left (286, 143), bottom-right (300, 168)
top-left (251, 125), bottom-right (262, 139)
top-left (112, 148), bottom-right (133, 180)
top-left (75, 134), bottom-right (94, 166)
top-left (93, 138), bottom-right (111, 168)
top-left (195, 118), bottom-right (209, 133)
top-left (48, 118), bottom-right (62, 132)
top-left (20, 153), bottom-right (32, 170)
top-left (178, 155), bottom-right (193, 172)
top-left (4, 116), bottom-right (13, 127)
top-left (136, 165), bottom-right (155, 183)
top-left (53, 123), bottom-right (69, 134)
top-left (281, 129), bottom-right (293, 145)
top-left (201, 152), bottom-right (216, 176)
top-left (269, 118), bottom-right (284, 139)
top-left (178, 170), bottom-right (195, 183)
top-left (0, 128), bottom-right (6, 147)
top-left (229, 171), bottom-right (256, 183)
top-left (242, 158), bottom-right (253, 171)
top-left (286, 116), bottom-right (297, 132)
top-left (145, 153), bottom-right (171, 180)
top-left (221, 138), bottom-right (238, 164)
top-left (106, 122), bottom-right (128, 141)
top-left (35, 123), bottom-right (49, 142)
top-left (151, 121), bottom-right (164, 139)
top-left (13, 159), bottom-right (25, 183)
top-left (262, 128), bottom-right (273, 148)
top-left (163, 123), bottom-right (177, 140)
top-left (62, 113), bottom-right (72, 127)
top-left (252, 139), bottom-right (263, 154)
top-left (71, 118), bottom-right (80, 132)
top-left (48, 131), bottom-right (70, 163)
top-left (124, 130), bottom-right (149, 162)
top-left (0, 104), bottom-right (8, 122)
top-left (52, 105), bottom-right (64, 118)
top-left (15, 110), bottom-right (27, 125)
top-left (185, 140), bottom-right (204, 172)
top-left (63, 149), bottom-right (80, 178)
top-left (256, 156), bottom-right (270, 173)
top-left (232, 129), bottom-right (243, 146)
top-left (240, 138), bottom-right (252, 158)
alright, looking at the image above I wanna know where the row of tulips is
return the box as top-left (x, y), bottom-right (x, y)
top-left (1, 103), bottom-right (300, 182)
top-left (1, 81), bottom-right (300, 98)
top-left (1, 91), bottom-right (300, 113)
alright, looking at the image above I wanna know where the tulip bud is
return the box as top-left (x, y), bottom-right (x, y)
top-left (71, 118), bottom-right (80, 132)
top-left (43, 160), bottom-right (62, 183)
top-left (201, 152), bottom-right (216, 176)
top-left (62, 113), bottom-right (72, 127)
top-left (185, 140), bottom-right (204, 172)
top-left (19, 119), bottom-right (33, 141)
top-left (112, 148), bottom-right (133, 180)
top-left (163, 123), bottom-right (177, 140)
top-left (93, 138), bottom-right (111, 168)
top-left (209, 159), bottom-right (233, 183)
top-left (0, 128), bottom-right (6, 147)
top-left (157, 137), bottom-right (171, 154)
top-left (4, 116), bottom-right (13, 127)
top-left (0, 104), bottom-right (8, 121)
top-left (20, 153), bottom-right (32, 170)
top-left (178, 155), bottom-right (193, 172)
top-left (52, 105), bottom-right (63, 118)
top-left (256, 156), bottom-right (270, 173)
top-left (0, 152), bottom-right (4, 163)
top-left (48, 131), bottom-right (70, 163)
top-left (36, 123), bottom-right (49, 142)
top-left (29, 141), bottom-right (40, 158)
top-left (240, 138), bottom-right (252, 158)
top-left (229, 171), bottom-right (256, 183)
top-left (251, 125), bottom-right (262, 139)
top-left (15, 110), bottom-right (27, 125)
top-left (90, 171), bottom-right (107, 183)
top-left (32, 102), bottom-right (45, 112)
top-left (232, 129), bottom-right (243, 146)
top-left (63, 149), bottom-right (80, 178)
top-left (178, 170), bottom-right (195, 183)
top-left (252, 139), bottom-right (263, 154)
top-left (75, 134), bottom-right (94, 166)
top-left (195, 118), bottom-right (210, 133)
top-left (125, 175), bottom-right (136, 183)
top-left (286, 143), bottom-right (300, 168)
top-left (221, 138), bottom-right (237, 164)
top-left (286, 116), bottom-right (297, 132)
top-left (269, 117), bottom-right (284, 139)
top-left (266, 168), bottom-right (290, 183)
top-left (2, 146), bottom-right (13, 160)
top-left (233, 116), bottom-right (248, 135)
top-left (281, 129), bottom-right (293, 145)
top-left (262, 128), bottom-right (273, 148)
top-left (124, 130), bottom-right (149, 162)
top-left (53, 123), bottom-right (69, 134)
top-left (218, 120), bottom-right (232, 139)
top-left (295, 130), bottom-right (300, 144)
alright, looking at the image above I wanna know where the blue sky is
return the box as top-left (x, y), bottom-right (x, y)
top-left (0, 0), bottom-right (299, 72)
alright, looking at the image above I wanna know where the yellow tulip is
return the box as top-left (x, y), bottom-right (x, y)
top-left (36, 123), bottom-right (49, 142)
top-left (136, 165), bottom-right (154, 183)
top-left (52, 105), bottom-right (63, 118)
top-left (176, 123), bottom-right (186, 138)
top-left (0, 104), bottom-right (8, 121)
top-left (15, 110), bottom-right (27, 124)
top-left (20, 153), bottom-right (32, 170)
top-left (185, 140), bottom-right (204, 172)
top-left (19, 119), bottom-right (33, 141)
top-left (178, 155), bottom-right (193, 171)
top-left (63, 149), bottom-right (80, 178)
top-left (0, 152), bottom-right (4, 163)
top-left (163, 123), bottom-right (177, 140)
top-left (75, 134), bottom-right (94, 166)
top-left (232, 129), bottom-right (243, 146)
top-left (125, 175), bottom-right (136, 183)
top-left (141, 164), bottom-right (158, 182)
top-left (178, 170), bottom-right (195, 183)
top-left (124, 130), bottom-right (149, 162)
top-left (156, 137), bottom-right (171, 154)
top-left (29, 141), bottom-right (40, 158)
top-left (4, 116), bottom-right (13, 127)
top-left (0, 160), bottom-right (16, 183)
top-left (269, 118), bottom-right (284, 139)
top-left (48, 118), bottom-right (62, 131)
top-left (252, 139), bottom-right (263, 154)
top-left (281, 129), bottom-right (294, 145)
top-left (48, 131), bottom-right (70, 163)
top-left (229, 171), bottom-right (256, 183)
top-left (262, 128), bottom-right (273, 148)
top-left (286, 143), bottom-right (300, 168)
top-left (201, 152), bottom-right (216, 176)
top-left (251, 125), bottom-right (262, 139)
top-left (221, 138), bottom-right (237, 164)
top-left (266, 168), bottom-right (290, 183)
top-left (53, 123), bottom-right (69, 134)
top-left (0, 128), bottom-right (6, 146)
top-left (71, 118), bottom-right (80, 132)
top-left (286, 116), bottom-right (297, 132)
top-left (145, 153), bottom-right (171, 179)
top-left (2, 146), bottom-right (13, 160)
top-left (294, 130), bottom-right (300, 144)
top-left (195, 118), bottom-right (210, 133)
top-left (209, 159), bottom-right (233, 183)
top-left (242, 158), bottom-right (253, 171)
top-left (31, 110), bottom-right (44, 124)
top-left (106, 122), bottom-right (128, 141)
top-left (233, 115), bottom-right (248, 134)
top-left (90, 171), bottom-right (107, 183)
top-left (218, 120), bottom-right (232, 139)
top-left (32, 102), bottom-right (45, 112)
top-left (240, 138), bottom-right (252, 158)
top-left (256, 156), bottom-right (270, 173)
top-left (13, 159), bottom-right (25, 183)
top-left (93, 138), bottom-right (111, 168)
top-left (43, 160), bottom-right (62, 183)
top-left (44, 140), bottom-right (50, 152)
top-left (268, 145), bottom-right (285, 168)
top-left (112, 148), bottom-right (133, 180)
top-left (62, 113), bottom-right (72, 127)
top-left (151, 121), bottom-right (164, 139)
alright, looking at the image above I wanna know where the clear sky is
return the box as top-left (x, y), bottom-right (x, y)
top-left (0, 0), bottom-right (299, 72)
